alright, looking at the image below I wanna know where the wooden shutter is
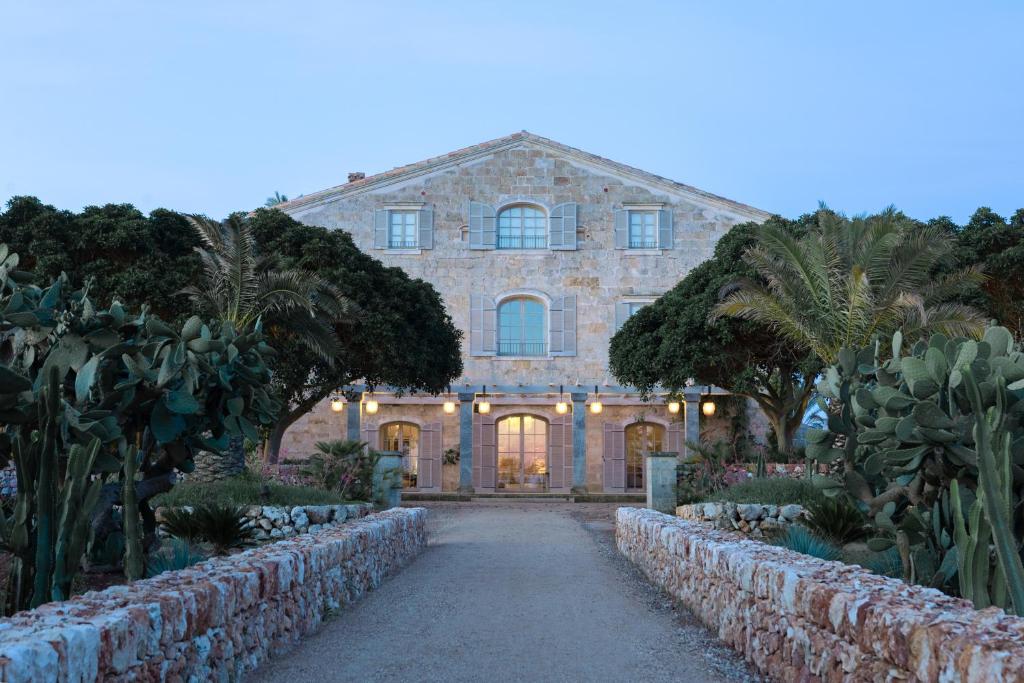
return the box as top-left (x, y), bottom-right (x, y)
top-left (468, 201), bottom-right (496, 249)
top-left (614, 302), bottom-right (631, 332)
top-left (602, 422), bottom-right (626, 492)
top-left (373, 209), bottom-right (389, 249)
top-left (362, 424), bottom-right (380, 451)
top-left (613, 209), bottom-right (629, 249)
top-left (667, 420), bottom-right (683, 457)
top-left (658, 209), bottom-right (674, 249)
top-left (550, 295), bottom-right (576, 356)
top-left (548, 415), bottom-right (573, 491)
top-left (549, 202), bottom-right (578, 250)
top-left (418, 205), bottom-right (434, 250)
top-left (470, 294), bottom-right (497, 356)
top-left (419, 422), bottom-right (442, 490)
top-left (472, 413), bottom-right (496, 489)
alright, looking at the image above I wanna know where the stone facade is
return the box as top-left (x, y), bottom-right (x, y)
top-left (616, 507), bottom-right (1024, 682)
top-left (0, 507), bottom-right (427, 682)
top-left (277, 132), bottom-right (772, 493)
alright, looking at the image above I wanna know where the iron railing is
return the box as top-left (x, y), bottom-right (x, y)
top-left (388, 239), bottom-right (418, 249)
top-left (628, 239), bottom-right (658, 249)
top-left (497, 341), bottom-right (547, 357)
top-left (497, 235), bottom-right (547, 249)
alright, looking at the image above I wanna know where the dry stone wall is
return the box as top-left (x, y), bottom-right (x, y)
top-left (0, 507), bottom-right (427, 682)
top-left (155, 502), bottom-right (373, 541)
top-left (676, 502), bottom-right (806, 537)
top-left (616, 507), bottom-right (1024, 682)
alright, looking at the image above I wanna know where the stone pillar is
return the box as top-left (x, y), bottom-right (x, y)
top-left (684, 396), bottom-right (700, 461)
top-left (645, 452), bottom-right (677, 514)
top-left (372, 452), bottom-right (403, 509)
top-left (458, 392), bottom-right (475, 493)
top-left (570, 392), bottom-right (588, 493)
top-left (344, 390), bottom-right (363, 443)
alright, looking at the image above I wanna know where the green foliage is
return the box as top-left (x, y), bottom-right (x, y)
top-left (771, 525), bottom-right (842, 561)
top-left (152, 471), bottom-right (354, 508)
top-left (301, 440), bottom-right (379, 501)
top-left (0, 197), bottom-right (201, 323)
top-left (857, 547), bottom-right (904, 578)
top-left (442, 447), bottom-right (459, 465)
top-left (714, 207), bottom-right (986, 365)
top-left (159, 503), bottom-right (255, 555)
top-left (247, 209), bottom-right (462, 463)
top-left (809, 325), bottom-right (1024, 612)
top-left (122, 447), bottom-right (144, 581)
top-left (609, 218), bottom-right (820, 454)
top-left (0, 243), bottom-right (278, 609)
top-left (146, 539), bottom-right (208, 578)
top-left (701, 478), bottom-right (825, 507)
top-left (802, 496), bottom-right (868, 545)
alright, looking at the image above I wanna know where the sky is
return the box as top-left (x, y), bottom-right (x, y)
top-left (1, 1), bottom-right (1021, 224)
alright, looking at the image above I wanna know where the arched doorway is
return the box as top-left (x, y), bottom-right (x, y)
top-left (381, 422), bottom-right (420, 489)
top-left (496, 415), bottom-right (549, 491)
top-left (625, 422), bottom-right (665, 491)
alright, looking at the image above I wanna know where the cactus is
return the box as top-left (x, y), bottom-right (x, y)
top-left (122, 446), bottom-right (144, 581)
top-left (755, 450), bottom-right (767, 478)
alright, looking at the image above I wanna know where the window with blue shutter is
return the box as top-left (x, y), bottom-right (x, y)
top-left (549, 295), bottom-right (577, 356)
top-left (470, 294), bottom-right (497, 356)
top-left (374, 206), bottom-right (433, 250)
top-left (614, 300), bottom-right (653, 331)
top-left (549, 202), bottom-right (578, 250)
top-left (418, 205), bottom-right (434, 249)
top-left (658, 208), bottom-right (673, 249)
top-left (469, 201), bottom-right (497, 249)
top-left (616, 206), bottom-right (674, 250)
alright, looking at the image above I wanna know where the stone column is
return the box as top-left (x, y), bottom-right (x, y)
top-left (645, 452), bottom-right (677, 514)
top-left (458, 392), bottom-right (475, 493)
top-left (344, 390), bottom-right (363, 443)
top-left (684, 396), bottom-right (700, 461)
top-left (570, 392), bottom-right (588, 493)
top-left (372, 452), bottom-right (403, 509)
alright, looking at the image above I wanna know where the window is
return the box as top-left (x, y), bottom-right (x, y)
top-left (628, 211), bottom-right (657, 249)
top-left (497, 205), bottom-right (547, 249)
top-left (625, 301), bottom-right (647, 318)
top-left (615, 299), bottom-right (656, 331)
top-left (497, 297), bottom-right (546, 356)
top-left (388, 211), bottom-right (418, 249)
top-left (381, 422), bottom-right (420, 488)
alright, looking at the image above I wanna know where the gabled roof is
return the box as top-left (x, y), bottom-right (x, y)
top-left (276, 131), bottom-right (772, 221)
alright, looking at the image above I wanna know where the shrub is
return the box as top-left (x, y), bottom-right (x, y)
top-left (802, 497), bottom-right (869, 545)
top-left (152, 470), bottom-right (353, 508)
top-left (146, 539), bottom-right (208, 578)
top-left (771, 525), bottom-right (841, 561)
top-left (159, 507), bottom-right (206, 543)
top-left (857, 547), bottom-right (904, 578)
top-left (159, 503), bottom-right (255, 555)
top-left (701, 477), bottom-right (826, 506)
top-left (301, 440), bottom-right (379, 501)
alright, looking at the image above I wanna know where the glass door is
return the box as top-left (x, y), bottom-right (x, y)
top-left (497, 415), bottom-right (548, 491)
top-left (625, 422), bottom-right (665, 491)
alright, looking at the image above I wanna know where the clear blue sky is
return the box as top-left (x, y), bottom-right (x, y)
top-left (2, 1), bottom-right (1021, 224)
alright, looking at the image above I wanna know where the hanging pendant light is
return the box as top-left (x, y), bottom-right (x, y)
top-left (477, 385), bottom-right (491, 414)
top-left (364, 391), bottom-right (379, 415)
top-left (667, 398), bottom-right (680, 414)
top-left (589, 384), bottom-right (603, 414)
top-left (701, 386), bottom-right (716, 417)
top-left (442, 385), bottom-right (456, 414)
top-left (330, 394), bottom-right (345, 412)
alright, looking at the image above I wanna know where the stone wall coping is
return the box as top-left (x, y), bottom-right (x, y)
top-left (0, 507), bottom-right (427, 682)
top-left (617, 507), bottom-right (1024, 682)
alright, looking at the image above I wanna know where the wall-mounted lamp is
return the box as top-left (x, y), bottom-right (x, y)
top-left (667, 400), bottom-right (680, 414)
top-left (701, 386), bottom-right (715, 417)
top-left (555, 385), bottom-right (569, 414)
top-left (589, 385), bottom-right (603, 414)
top-left (330, 395), bottom-right (345, 412)
top-left (364, 393), bottom-right (379, 415)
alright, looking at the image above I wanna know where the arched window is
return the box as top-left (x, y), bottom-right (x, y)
top-left (497, 205), bottom-right (546, 249)
top-left (497, 297), bottom-right (546, 356)
top-left (625, 422), bottom-right (665, 490)
top-left (381, 422), bottom-right (420, 488)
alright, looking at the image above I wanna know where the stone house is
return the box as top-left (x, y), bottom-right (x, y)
top-left (275, 131), bottom-right (771, 494)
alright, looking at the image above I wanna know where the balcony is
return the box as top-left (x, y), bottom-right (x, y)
top-left (628, 239), bottom-right (658, 249)
top-left (496, 235), bottom-right (547, 249)
top-left (387, 239), bottom-right (419, 249)
top-left (497, 341), bottom-right (547, 357)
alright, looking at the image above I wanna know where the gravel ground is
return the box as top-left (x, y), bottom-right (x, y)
top-left (248, 501), bottom-right (759, 683)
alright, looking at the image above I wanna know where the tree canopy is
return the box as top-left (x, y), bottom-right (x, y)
top-left (247, 209), bottom-right (463, 461)
top-left (609, 216), bottom-right (821, 453)
top-left (0, 196), bottom-right (201, 323)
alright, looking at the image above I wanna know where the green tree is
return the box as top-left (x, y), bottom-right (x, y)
top-left (265, 191), bottom-right (288, 207)
top-left (939, 207), bottom-right (1024, 336)
top-left (181, 214), bottom-right (349, 479)
top-left (246, 209), bottom-right (463, 463)
top-left (609, 218), bottom-right (820, 454)
top-left (0, 196), bottom-right (201, 322)
top-left (713, 207), bottom-right (986, 365)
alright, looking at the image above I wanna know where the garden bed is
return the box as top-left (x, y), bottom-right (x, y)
top-left (617, 507), bottom-right (1024, 682)
top-left (151, 471), bottom-right (358, 508)
top-left (0, 507), bottom-right (427, 682)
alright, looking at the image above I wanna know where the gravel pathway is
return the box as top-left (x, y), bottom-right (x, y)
top-left (249, 501), bottom-right (758, 683)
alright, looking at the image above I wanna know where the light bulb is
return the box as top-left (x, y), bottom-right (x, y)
top-left (702, 400), bottom-right (716, 417)
top-left (477, 401), bottom-right (491, 414)
top-left (365, 399), bottom-right (379, 414)
top-left (555, 401), bottom-right (568, 414)
top-left (667, 401), bottom-right (680, 414)
top-left (443, 401), bottom-right (456, 414)
top-left (589, 401), bottom-right (603, 414)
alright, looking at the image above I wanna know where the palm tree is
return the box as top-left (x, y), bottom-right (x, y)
top-left (182, 214), bottom-right (349, 481)
top-left (265, 191), bottom-right (288, 207)
top-left (713, 208), bottom-right (986, 365)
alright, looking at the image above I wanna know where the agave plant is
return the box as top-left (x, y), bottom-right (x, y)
top-left (771, 525), bottom-right (842, 561)
top-left (801, 496), bottom-right (868, 545)
top-left (146, 539), bottom-right (207, 578)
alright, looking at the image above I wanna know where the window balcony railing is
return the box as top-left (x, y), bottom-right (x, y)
top-left (388, 239), bottom-right (418, 249)
top-left (496, 235), bottom-right (547, 249)
top-left (497, 341), bottom-right (547, 357)
top-left (628, 239), bottom-right (658, 249)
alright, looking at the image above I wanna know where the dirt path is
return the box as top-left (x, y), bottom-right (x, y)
top-left (249, 502), bottom-right (757, 683)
